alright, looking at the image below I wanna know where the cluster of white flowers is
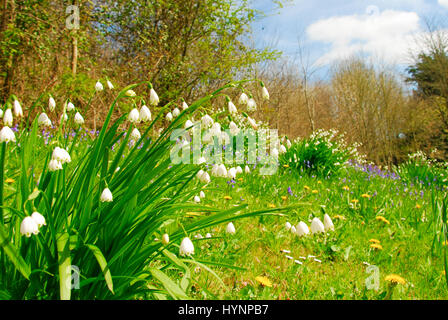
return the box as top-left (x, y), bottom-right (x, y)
top-left (285, 214), bottom-right (334, 237)
top-left (49, 147), bottom-right (71, 172)
top-left (20, 212), bottom-right (46, 237)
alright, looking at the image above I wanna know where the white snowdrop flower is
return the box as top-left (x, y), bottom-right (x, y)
top-left (179, 237), bottom-right (195, 256)
top-left (228, 100), bottom-right (237, 115)
top-left (149, 88), bottom-right (159, 106)
top-left (48, 96), bottom-right (56, 112)
top-left (128, 108), bottom-right (140, 123)
top-left (107, 80), bottom-right (114, 90)
top-left (13, 100), bottom-right (23, 117)
top-left (285, 255), bottom-right (293, 260)
top-left (281, 249), bottom-right (291, 254)
top-left (279, 145), bottom-right (287, 154)
top-left (182, 101), bottom-right (189, 110)
top-left (197, 156), bottom-right (206, 165)
top-left (285, 221), bottom-right (292, 231)
top-left (261, 86), bottom-right (270, 100)
top-left (200, 171), bottom-right (211, 184)
top-left (323, 214), bottom-right (334, 231)
top-left (296, 221), bottom-right (310, 237)
top-left (196, 169), bottom-right (205, 180)
top-left (31, 212), bottom-right (46, 228)
top-left (201, 114), bottom-right (214, 128)
top-left (20, 216), bottom-right (39, 237)
top-left (226, 222), bottom-right (236, 234)
top-left (238, 92), bottom-right (249, 105)
top-left (194, 234), bottom-right (203, 239)
top-left (130, 128), bottom-right (141, 140)
top-left (247, 117), bottom-right (257, 130)
top-left (245, 165), bottom-right (250, 174)
top-left (125, 89), bottom-right (137, 97)
top-left (0, 109), bottom-right (3, 118)
top-left (38, 113), bottom-right (52, 127)
top-left (220, 131), bottom-right (230, 145)
top-left (211, 122), bottom-right (221, 135)
top-left (205, 233), bottom-right (212, 238)
top-left (48, 159), bottom-right (62, 172)
top-left (172, 107), bottom-right (180, 118)
top-left (217, 164), bottom-right (227, 177)
top-left (291, 226), bottom-right (297, 234)
top-left (314, 258), bottom-right (322, 263)
top-left (100, 188), bottom-right (113, 202)
top-left (229, 121), bottom-right (240, 136)
top-left (4, 109), bottom-right (13, 127)
top-left (199, 191), bottom-right (205, 198)
top-left (247, 98), bottom-right (257, 111)
top-left (286, 139), bottom-right (292, 148)
top-left (236, 166), bottom-right (243, 174)
top-left (271, 148), bottom-right (279, 159)
top-left (194, 195), bottom-right (201, 203)
top-left (139, 105), bottom-right (151, 122)
top-left (228, 167), bottom-right (237, 179)
top-left (67, 101), bottom-right (75, 112)
top-left (162, 233), bottom-right (170, 245)
top-left (0, 126), bottom-right (16, 143)
top-left (166, 112), bottom-right (173, 122)
top-left (74, 112), bottom-right (84, 125)
top-left (95, 81), bottom-right (104, 92)
top-left (310, 217), bottom-right (325, 234)
top-left (294, 260), bottom-right (303, 265)
top-left (52, 147), bottom-right (71, 164)
top-left (185, 119), bottom-right (194, 128)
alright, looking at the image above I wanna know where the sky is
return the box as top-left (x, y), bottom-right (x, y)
top-left (251, 0), bottom-right (448, 79)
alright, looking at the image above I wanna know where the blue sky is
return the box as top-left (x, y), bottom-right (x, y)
top-left (250, 0), bottom-right (448, 79)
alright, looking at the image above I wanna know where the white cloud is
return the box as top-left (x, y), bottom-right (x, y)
top-left (439, 0), bottom-right (448, 8)
top-left (306, 10), bottom-right (421, 66)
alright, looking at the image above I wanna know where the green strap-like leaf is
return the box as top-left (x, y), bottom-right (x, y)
top-left (0, 224), bottom-right (31, 280)
top-left (56, 232), bottom-right (71, 300)
top-left (149, 267), bottom-right (189, 300)
top-left (85, 244), bottom-right (114, 294)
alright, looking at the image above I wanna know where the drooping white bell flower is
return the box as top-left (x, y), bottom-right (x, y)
top-left (229, 121), bottom-right (240, 136)
top-left (166, 112), bottom-right (173, 122)
top-left (38, 113), bottom-right (52, 127)
top-left (48, 96), bottom-right (56, 112)
top-left (20, 216), bottom-right (39, 237)
top-left (48, 159), bottom-right (63, 172)
top-left (226, 222), bottom-right (236, 234)
top-left (310, 217), bottom-right (325, 234)
top-left (239, 93), bottom-right (249, 105)
top-left (196, 169), bottom-right (205, 180)
top-left (197, 156), bottom-right (206, 165)
top-left (285, 221), bottom-right (292, 231)
top-left (245, 165), bottom-right (250, 174)
top-left (228, 167), bottom-right (237, 179)
top-left (0, 109), bottom-right (3, 118)
top-left (172, 107), bottom-right (180, 118)
top-left (205, 233), bottom-right (212, 238)
top-left (128, 108), bottom-right (140, 123)
top-left (100, 188), bottom-right (113, 202)
top-left (139, 105), bottom-right (151, 122)
top-left (200, 172), bottom-right (211, 184)
top-left (201, 114), bottom-right (214, 128)
top-left (296, 221), bottom-right (310, 237)
top-left (199, 191), bottom-right (205, 198)
top-left (125, 89), bottom-right (137, 97)
top-left (286, 139), bottom-right (292, 148)
top-left (0, 126), bottom-right (16, 143)
top-left (291, 226), bottom-right (297, 234)
top-left (162, 233), bottom-right (170, 245)
top-left (184, 119), bottom-right (194, 129)
top-left (323, 214), bottom-right (334, 231)
top-left (236, 166), bottom-right (243, 174)
top-left (74, 112), bottom-right (84, 125)
top-left (247, 98), bottom-right (257, 112)
top-left (149, 88), bottom-right (159, 106)
top-left (194, 195), bottom-right (201, 203)
top-left (67, 101), bottom-right (75, 112)
top-left (182, 101), bottom-right (189, 110)
top-left (179, 237), bottom-right (195, 256)
top-left (228, 100), bottom-right (237, 115)
top-left (107, 80), bottom-right (114, 90)
top-left (31, 212), bottom-right (46, 228)
top-left (95, 81), bottom-right (104, 92)
top-left (130, 128), bottom-right (141, 140)
top-left (3, 109), bottom-right (12, 127)
top-left (217, 164), bottom-right (227, 177)
top-left (279, 145), bottom-right (287, 154)
top-left (261, 86), bottom-right (270, 100)
top-left (13, 100), bottom-right (23, 117)
top-left (60, 113), bottom-right (68, 123)
top-left (52, 146), bottom-right (71, 164)
top-left (247, 117), bottom-right (257, 130)
top-left (211, 122), bottom-right (221, 136)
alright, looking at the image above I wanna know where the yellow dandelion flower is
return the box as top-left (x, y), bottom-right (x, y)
top-left (268, 203), bottom-right (276, 208)
top-left (375, 216), bottom-right (390, 225)
top-left (281, 196), bottom-right (287, 201)
top-left (342, 185), bottom-right (350, 191)
top-left (238, 178), bottom-right (244, 182)
top-left (317, 181), bottom-right (322, 184)
top-left (312, 190), bottom-right (318, 194)
top-left (5, 178), bottom-right (15, 184)
top-left (255, 276), bottom-right (272, 287)
top-left (369, 239), bottom-right (381, 244)
top-left (351, 199), bottom-right (359, 204)
top-left (415, 204), bottom-right (421, 209)
top-left (283, 164), bottom-right (289, 168)
top-left (385, 274), bottom-right (406, 285)
top-left (333, 215), bottom-right (346, 220)
top-left (361, 194), bottom-right (371, 199)
top-left (224, 196), bottom-right (232, 200)
top-left (370, 243), bottom-right (383, 250)
top-left (304, 185), bottom-right (310, 191)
